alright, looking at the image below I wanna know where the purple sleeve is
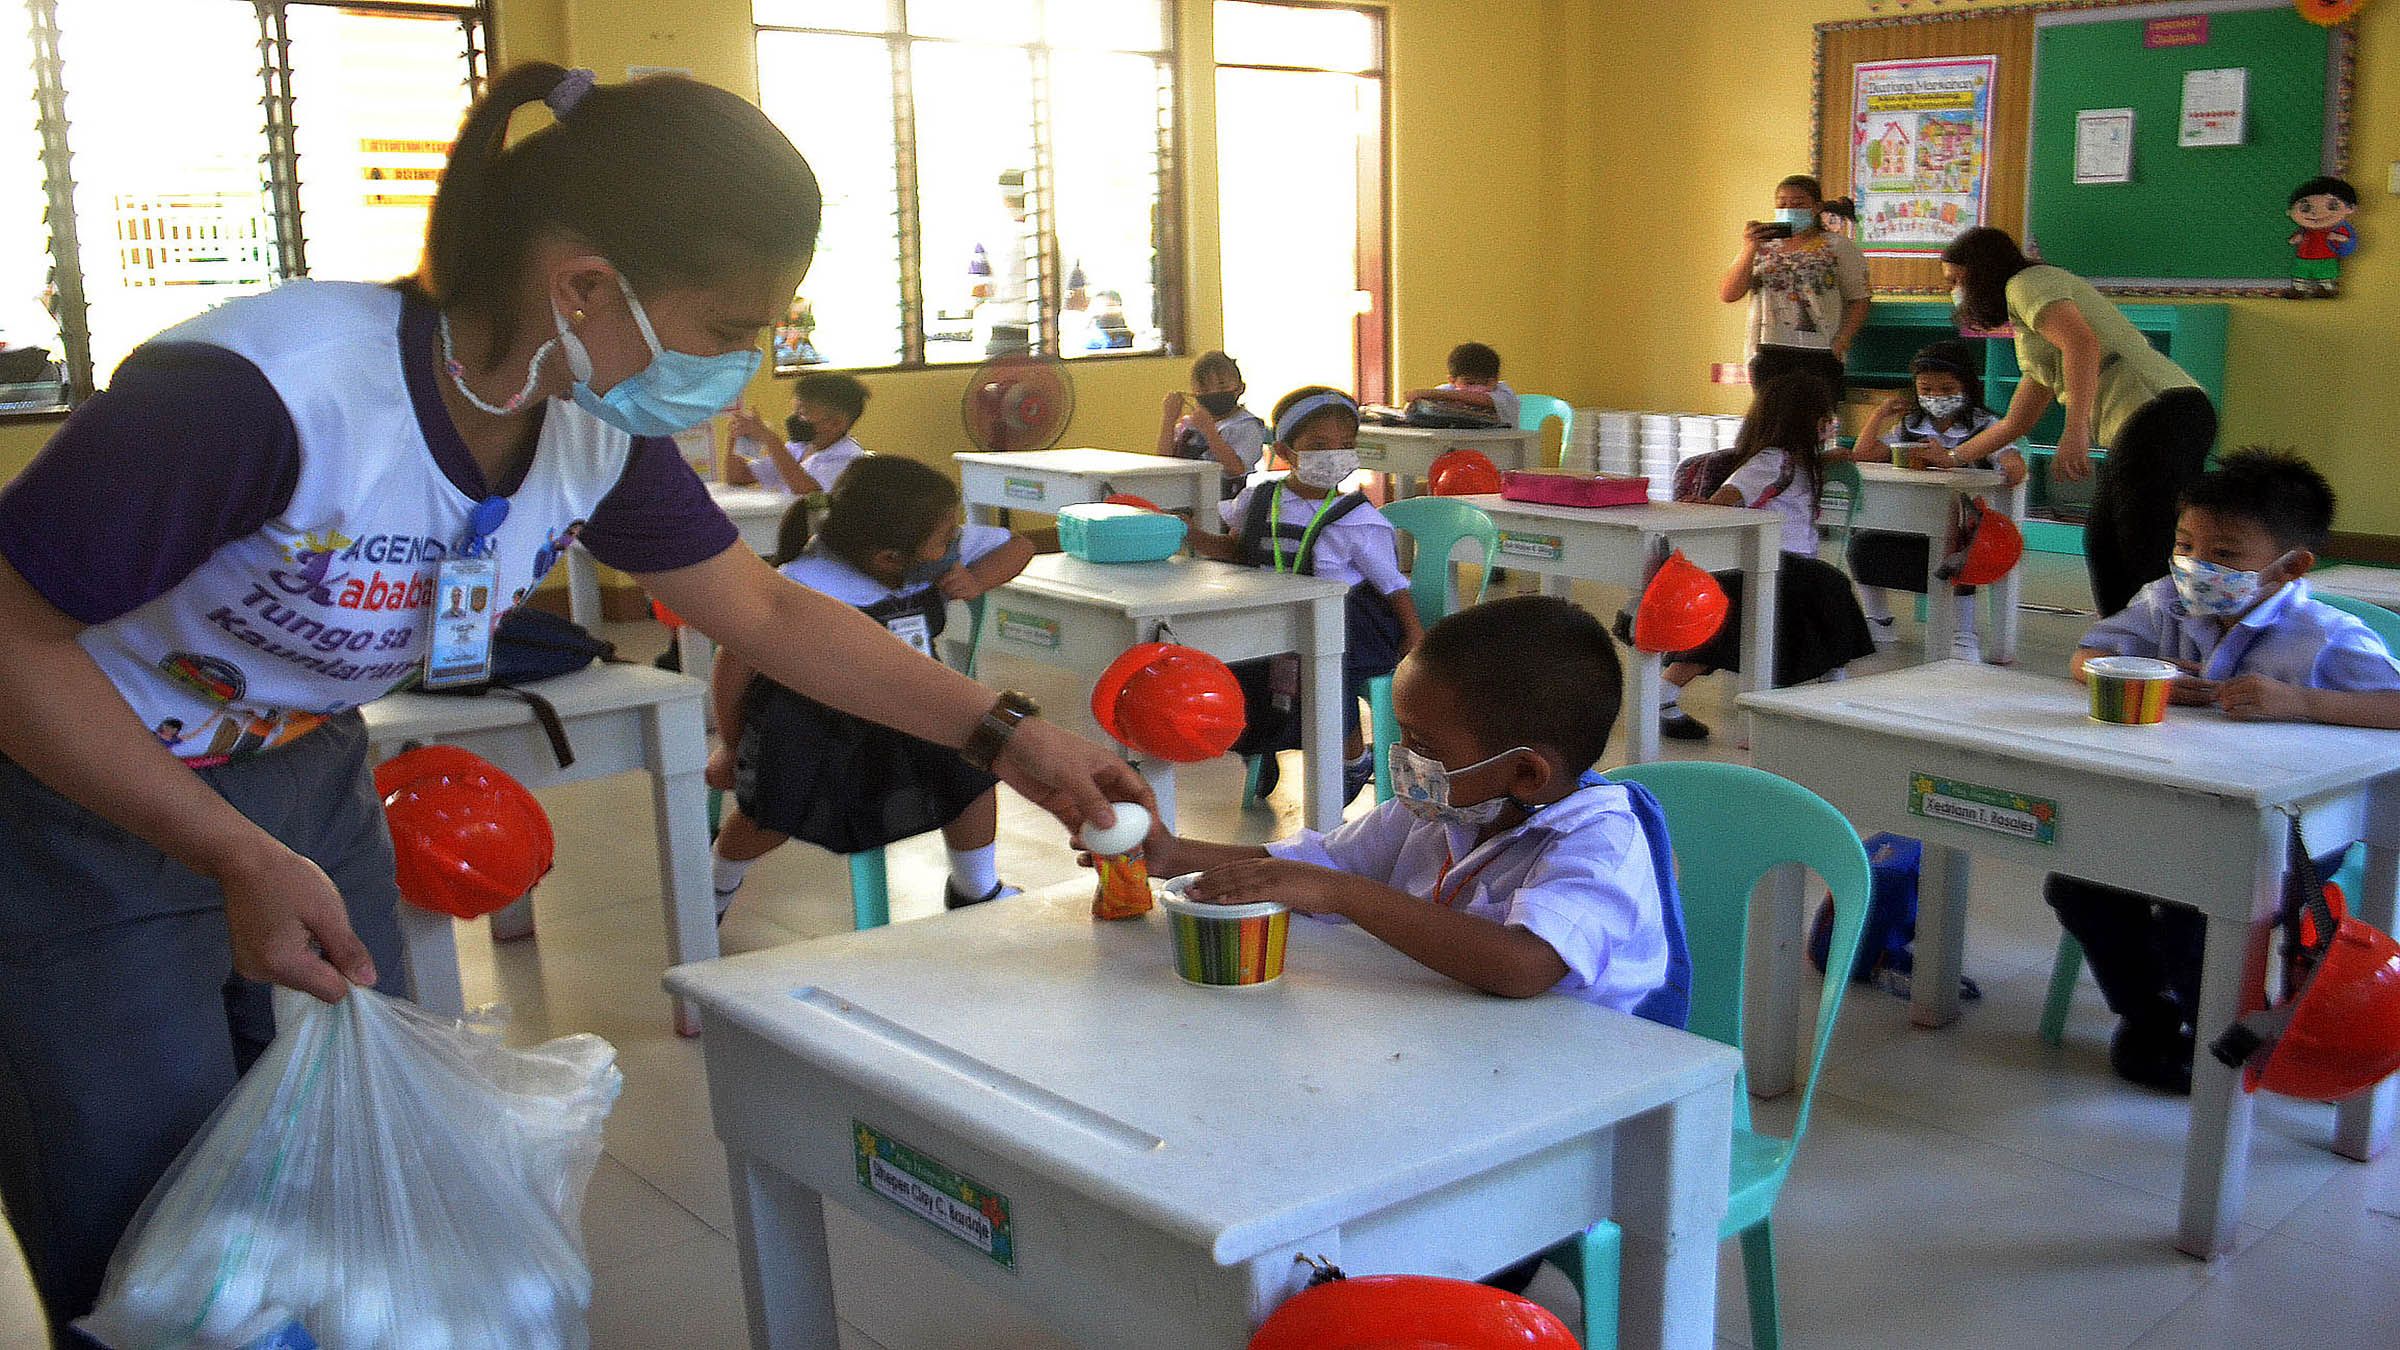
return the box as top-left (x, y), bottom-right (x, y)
top-left (0, 343), bottom-right (299, 624)
top-left (574, 434), bottom-right (742, 574)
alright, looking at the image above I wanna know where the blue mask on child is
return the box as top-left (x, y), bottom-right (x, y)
top-left (901, 541), bottom-right (963, 589)
top-left (557, 272), bottom-right (761, 438)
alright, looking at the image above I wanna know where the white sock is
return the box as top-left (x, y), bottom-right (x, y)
top-left (712, 853), bottom-right (755, 914)
top-left (948, 844), bottom-right (999, 899)
top-left (1859, 586), bottom-right (1893, 623)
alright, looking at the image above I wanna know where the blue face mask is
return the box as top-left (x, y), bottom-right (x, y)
top-left (1775, 206), bottom-right (1817, 230)
top-left (556, 272), bottom-right (761, 438)
top-left (901, 540), bottom-right (963, 589)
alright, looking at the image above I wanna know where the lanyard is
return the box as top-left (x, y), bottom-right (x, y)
top-left (1433, 838), bottom-right (1511, 910)
top-left (454, 495), bottom-right (510, 559)
top-left (1269, 481), bottom-right (1341, 575)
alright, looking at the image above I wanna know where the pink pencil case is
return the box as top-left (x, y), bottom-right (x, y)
top-left (1499, 470), bottom-right (1650, 508)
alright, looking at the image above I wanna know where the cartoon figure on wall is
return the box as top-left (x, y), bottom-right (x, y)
top-left (2287, 176), bottom-right (2359, 298)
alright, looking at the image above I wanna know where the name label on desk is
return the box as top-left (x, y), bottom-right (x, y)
top-left (1908, 773), bottom-right (2058, 845)
top-left (1353, 443), bottom-right (1386, 466)
top-left (855, 1119), bottom-right (1016, 1269)
top-left (1003, 476), bottom-right (1047, 502)
top-left (1498, 531), bottom-right (1563, 562)
top-left (994, 610), bottom-right (1061, 649)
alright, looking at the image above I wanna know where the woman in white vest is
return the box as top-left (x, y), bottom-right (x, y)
top-left (0, 65), bottom-right (1149, 1338)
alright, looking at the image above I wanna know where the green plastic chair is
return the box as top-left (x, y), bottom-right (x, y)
top-left (1517, 394), bottom-right (1575, 469)
top-left (1820, 458), bottom-right (1865, 551)
top-left (2036, 589), bottom-right (2399, 1046)
top-left (1545, 761), bottom-right (1873, 1350)
top-left (1241, 498), bottom-right (1501, 806)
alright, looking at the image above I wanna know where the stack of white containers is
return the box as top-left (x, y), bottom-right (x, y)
top-left (1638, 413), bottom-right (1678, 500)
top-left (1714, 414), bottom-right (1745, 454)
top-left (1579, 411), bottom-right (1752, 501)
top-left (1592, 411), bottom-right (1637, 477)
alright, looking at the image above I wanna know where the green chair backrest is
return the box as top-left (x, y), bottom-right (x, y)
top-left (1517, 394), bottom-right (1574, 469)
top-left (1820, 458), bottom-right (1864, 530)
top-left (1606, 761), bottom-right (1871, 1148)
top-left (2317, 591), bottom-right (2400, 653)
top-left (1380, 496), bottom-right (1500, 626)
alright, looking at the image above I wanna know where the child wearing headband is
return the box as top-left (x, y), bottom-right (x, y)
top-left (1844, 339), bottom-right (2025, 664)
top-left (1193, 387), bottom-right (1422, 803)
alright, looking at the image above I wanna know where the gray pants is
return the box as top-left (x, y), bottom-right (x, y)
top-left (0, 712), bottom-right (408, 1344)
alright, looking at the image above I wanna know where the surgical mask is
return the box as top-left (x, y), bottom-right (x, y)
top-left (1920, 393), bottom-right (1967, 420)
top-left (786, 416), bottom-right (817, 445)
top-left (1775, 206), bottom-right (1817, 230)
top-left (2171, 555), bottom-right (2262, 618)
top-left (1388, 743), bottom-right (1531, 829)
top-left (901, 540), bottom-right (963, 589)
top-left (1196, 390), bottom-right (1242, 418)
top-left (556, 272), bottom-right (762, 438)
top-left (1293, 448), bottom-right (1359, 490)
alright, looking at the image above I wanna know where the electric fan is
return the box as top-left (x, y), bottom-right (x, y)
top-left (962, 353), bottom-right (1075, 453)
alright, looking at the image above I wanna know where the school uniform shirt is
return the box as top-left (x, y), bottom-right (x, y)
top-left (776, 522), bottom-right (1013, 658)
top-left (1721, 448), bottom-right (1820, 558)
top-left (2005, 265), bottom-right (2201, 447)
top-left (1881, 407), bottom-right (1998, 452)
top-left (1173, 408), bottom-right (1269, 476)
top-left (0, 281), bottom-right (731, 763)
top-left (747, 435), bottom-right (868, 495)
top-left (2079, 576), bottom-right (2400, 690)
top-left (1218, 476), bottom-right (1410, 596)
top-left (1437, 380), bottom-right (1520, 429)
top-left (1747, 232), bottom-right (1869, 356)
top-left (1265, 780), bottom-right (1673, 1013)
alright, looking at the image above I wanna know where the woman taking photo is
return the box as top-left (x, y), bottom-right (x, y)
top-left (0, 65), bottom-right (1149, 1339)
top-left (1719, 173), bottom-right (1873, 401)
top-left (1941, 226), bottom-right (2217, 615)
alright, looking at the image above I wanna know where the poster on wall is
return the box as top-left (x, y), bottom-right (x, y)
top-left (1849, 55), bottom-right (1998, 257)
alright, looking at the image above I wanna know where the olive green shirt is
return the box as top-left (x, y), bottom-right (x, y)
top-left (2006, 265), bottom-right (2199, 445)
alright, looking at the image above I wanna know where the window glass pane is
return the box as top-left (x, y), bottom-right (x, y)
top-left (758, 30), bottom-right (904, 369)
top-left (1043, 0), bottom-right (1163, 52)
top-left (905, 0), bottom-right (1034, 44)
top-left (57, 0), bottom-right (275, 386)
top-left (287, 7), bottom-right (476, 288)
top-left (0, 28), bottom-right (63, 407)
top-left (1050, 52), bottom-right (1164, 358)
top-left (1217, 65), bottom-right (1363, 400)
top-left (754, 0), bottom-right (891, 31)
top-left (910, 41), bottom-right (1034, 365)
top-left (1214, 1), bottom-right (1377, 72)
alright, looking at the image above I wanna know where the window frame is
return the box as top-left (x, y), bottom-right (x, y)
top-left (17, 0), bottom-right (489, 414)
top-left (752, 0), bottom-right (1187, 375)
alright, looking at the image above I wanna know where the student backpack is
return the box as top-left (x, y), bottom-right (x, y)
top-left (419, 607), bottom-right (618, 769)
top-left (1227, 485), bottom-right (1372, 757)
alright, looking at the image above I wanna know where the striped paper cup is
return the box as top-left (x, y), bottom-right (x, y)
top-left (1158, 877), bottom-right (1289, 988)
top-left (2085, 655), bottom-right (2178, 726)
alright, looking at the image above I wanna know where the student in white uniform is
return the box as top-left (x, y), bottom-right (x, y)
top-left (723, 370), bottom-right (873, 497)
top-left (1401, 340), bottom-right (1521, 428)
top-left (1154, 349), bottom-right (1268, 498)
top-left (708, 458), bottom-right (1035, 913)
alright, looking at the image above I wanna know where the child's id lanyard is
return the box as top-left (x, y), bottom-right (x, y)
top-left (886, 611), bottom-right (934, 658)
top-left (423, 496), bottom-right (508, 689)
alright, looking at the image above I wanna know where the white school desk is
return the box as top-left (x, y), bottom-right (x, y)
top-left (663, 884), bottom-right (1740, 1350)
top-left (956, 448), bottom-right (1228, 535)
top-left (563, 483), bottom-right (793, 697)
top-left (1448, 494), bottom-right (1783, 764)
top-left (2308, 565), bottom-right (2400, 610)
top-left (362, 665), bottom-right (717, 1036)
top-left (978, 553), bottom-right (1350, 831)
top-left (1850, 463), bottom-right (2029, 665)
top-left (1352, 424), bottom-right (1542, 498)
top-left (1741, 662), bottom-right (2400, 1258)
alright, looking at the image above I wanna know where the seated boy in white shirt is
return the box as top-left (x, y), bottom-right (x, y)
top-left (1402, 340), bottom-right (1520, 428)
top-left (724, 371), bottom-right (873, 496)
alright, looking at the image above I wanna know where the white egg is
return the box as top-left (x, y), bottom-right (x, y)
top-left (1076, 802), bottom-right (1151, 858)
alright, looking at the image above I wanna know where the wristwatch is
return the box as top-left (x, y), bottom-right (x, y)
top-left (960, 690), bottom-right (1040, 772)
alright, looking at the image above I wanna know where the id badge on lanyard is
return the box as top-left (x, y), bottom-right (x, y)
top-left (424, 497), bottom-right (507, 689)
top-left (887, 611), bottom-right (934, 658)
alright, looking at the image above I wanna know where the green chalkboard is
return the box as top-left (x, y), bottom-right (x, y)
top-left (2026, 3), bottom-right (2344, 289)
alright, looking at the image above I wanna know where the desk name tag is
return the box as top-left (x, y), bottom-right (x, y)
top-left (1498, 531), bottom-right (1563, 562)
top-left (854, 1120), bottom-right (1016, 1269)
top-left (1908, 773), bottom-right (2058, 845)
top-left (1353, 443), bottom-right (1386, 465)
top-left (995, 610), bottom-right (1061, 649)
top-left (1003, 477), bottom-right (1046, 502)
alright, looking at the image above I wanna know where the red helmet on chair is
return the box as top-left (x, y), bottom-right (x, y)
top-left (1103, 492), bottom-right (1166, 513)
top-left (1426, 450), bottom-right (1502, 497)
top-left (376, 746), bottom-right (555, 920)
top-left (1249, 1273), bottom-right (1578, 1350)
top-left (1938, 498), bottom-right (2023, 588)
top-left (1090, 643), bottom-right (1246, 763)
top-left (1631, 550), bottom-right (1730, 654)
top-left (2213, 880), bottom-right (2400, 1102)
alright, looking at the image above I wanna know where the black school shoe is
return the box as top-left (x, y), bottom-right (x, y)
top-left (944, 879), bottom-right (1020, 910)
top-left (1660, 708), bottom-right (1711, 741)
top-left (2109, 1018), bottom-right (2195, 1096)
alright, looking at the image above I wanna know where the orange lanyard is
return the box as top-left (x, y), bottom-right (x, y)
top-left (1433, 839), bottom-right (1510, 910)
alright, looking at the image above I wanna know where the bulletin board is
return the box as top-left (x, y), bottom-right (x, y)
top-left (2026, 2), bottom-right (2353, 292)
top-left (1816, 0), bottom-right (2359, 297)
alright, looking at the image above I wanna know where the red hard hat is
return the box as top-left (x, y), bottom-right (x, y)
top-left (1090, 643), bottom-right (1246, 763)
top-left (2218, 878), bottom-right (2400, 1101)
top-left (1947, 502), bottom-right (2024, 588)
top-left (1631, 550), bottom-right (1730, 653)
top-left (1103, 492), bottom-right (1166, 513)
top-left (1250, 1274), bottom-right (1578, 1350)
top-left (651, 598), bottom-right (686, 630)
top-left (1426, 450), bottom-right (1502, 497)
top-left (376, 746), bottom-right (555, 920)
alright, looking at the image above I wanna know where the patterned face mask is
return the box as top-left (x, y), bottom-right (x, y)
top-left (1920, 394), bottom-right (1967, 420)
top-left (2171, 554), bottom-right (2261, 617)
top-left (1387, 742), bottom-right (1531, 828)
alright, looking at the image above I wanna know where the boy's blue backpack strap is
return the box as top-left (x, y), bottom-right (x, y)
top-left (1611, 774), bottom-right (1692, 1031)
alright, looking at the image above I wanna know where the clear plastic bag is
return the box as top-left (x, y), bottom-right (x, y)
top-left (77, 986), bottom-right (622, 1349)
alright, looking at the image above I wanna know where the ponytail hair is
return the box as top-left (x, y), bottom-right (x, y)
top-left (817, 456), bottom-right (962, 575)
top-left (415, 64), bottom-right (822, 361)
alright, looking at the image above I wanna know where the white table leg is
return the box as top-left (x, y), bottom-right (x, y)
top-left (1924, 542), bottom-right (1958, 665)
top-left (646, 700), bottom-right (719, 1038)
top-left (1989, 482), bottom-right (2027, 666)
top-left (2177, 817), bottom-right (2280, 1259)
top-left (566, 546), bottom-right (603, 629)
top-left (1302, 603), bottom-right (1346, 833)
top-left (2335, 840), bottom-right (2399, 1161)
top-left (396, 904), bottom-right (465, 1018)
top-left (1628, 651), bottom-right (1664, 765)
top-left (1614, 1077), bottom-right (1737, 1350)
top-left (726, 1149), bottom-right (838, 1350)
top-left (1909, 843), bottom-right (1972, 1029)
top-left (679, 627), bottom-right (716, 703)
top-left (1739, 528), bottom-right (1778, 703)
top-left (1744, 861), bottom-right (1806, 1099)
top-left (1140, 759), bottom-right (1179, 833)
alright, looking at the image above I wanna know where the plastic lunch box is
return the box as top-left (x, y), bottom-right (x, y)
top-left (1058, 503), bottom-right (1188, 563)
